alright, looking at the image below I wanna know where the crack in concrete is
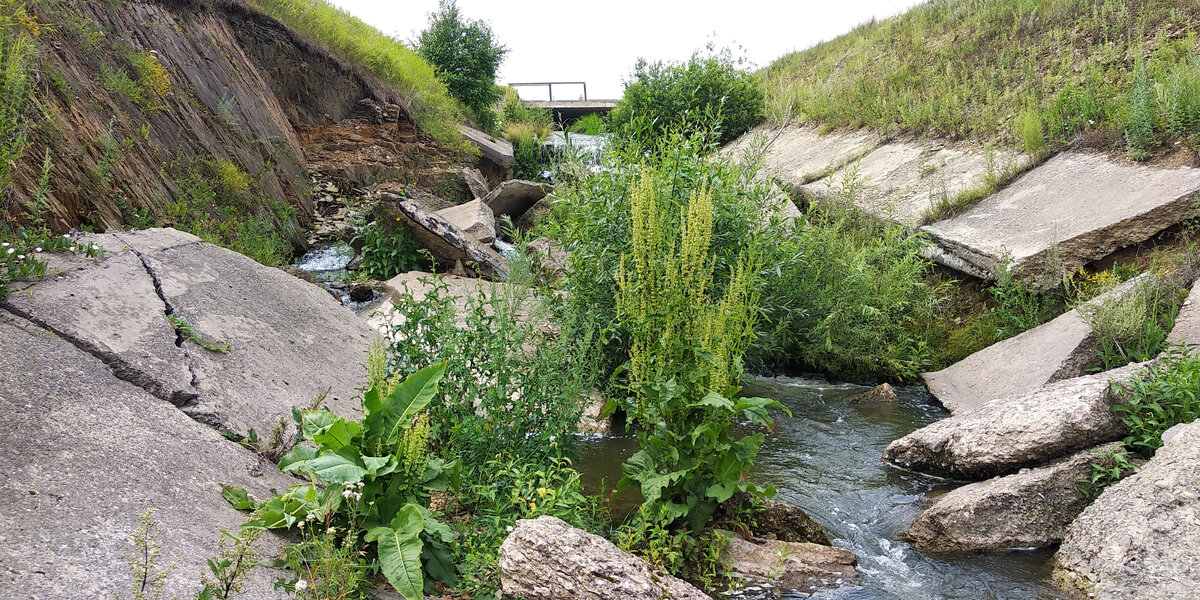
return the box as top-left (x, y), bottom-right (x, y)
top-left (116, 234), bottom-right (206, 394)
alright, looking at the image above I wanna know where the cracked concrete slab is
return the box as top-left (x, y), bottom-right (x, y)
top-left (6, 228), bottom-right (376, 438)
top-left (800, 140), bottom-right (1029, 225)
top-left (724, 124), bottom-right (880, 185)
top-left (923, 153), bottom-right (1200, 281)
top-left (0, 313), bottom-right (293, 599)
top-left (2, 249), bottom-right (196, 404)
top-left (923, 274), bottom-right (1149, 415)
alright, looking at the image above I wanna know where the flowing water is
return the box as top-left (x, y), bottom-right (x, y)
top-left (292, 243), bottom-right (385, 312)
top-left (579, 376), bottom-right (1061, 599)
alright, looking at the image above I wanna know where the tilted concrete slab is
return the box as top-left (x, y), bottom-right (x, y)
top-left (0, 313), bottom-right (294, 599)
top-left (725, 124), bottom-right (880, 185)
top-left (924, 274), bottom-right (1148, 415)
top-left (800, 141), bottom-right (1028, 225)
top-left (1, 228), bottom-right (375, 437)
top-left (1168, 277), bottom-right (1200, 348)
top-left (923, 153), bottom-right (1200, 282)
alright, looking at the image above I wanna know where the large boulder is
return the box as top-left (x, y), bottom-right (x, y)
top-left (923, 152), bottom-right (1200, 282)
top-left (883, 365), bottom-right (1138, 479)
top-left (924, 274), bottom-right (1148, 415)
top-left (377, 191), bottom-right (508, 279)
top-left (1, 228), bottom-right (375, 437)
top-left (903, 442), bottom-right (1125, 553)
top-left (483, 179), bottom-right (554, 222)
top-left (1054, 420), bottom-right (1200, 599)
top-left (434, 199), bottom-right (496, 244)
top-left (498, 516), bottom-right (710, 600)
top-left (0, 312), bottom-right (294, 599)
top-left (461, 166), bottom-right (492, 199)
top-left (717, 532), bottom-right (856, 591)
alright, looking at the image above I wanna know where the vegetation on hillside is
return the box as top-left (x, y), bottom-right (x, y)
top-left (761, 0), bottom-right (1200, 159)
top-left (245, 0), bottom-right (466, 148)
top-left (1, 0), bottom-right (35, 196)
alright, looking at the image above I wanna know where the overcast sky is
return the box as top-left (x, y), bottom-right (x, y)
top-left (330, 0), bottom-right (922, 101)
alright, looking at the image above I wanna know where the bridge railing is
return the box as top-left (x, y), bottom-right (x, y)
top-left (509, 81), bottom-right (589, 102)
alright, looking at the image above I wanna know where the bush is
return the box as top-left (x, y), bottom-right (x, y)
top-left (1082, 276), bottom-right (1186, 371)
top-left (417, 0), bottom-right (506, 117)
top-left (1112, 346), bottom-right (1200, 458)
top-left (353, 221), bottom-right (425, 281)
top-left (608, 46), bottom-right (764, 146)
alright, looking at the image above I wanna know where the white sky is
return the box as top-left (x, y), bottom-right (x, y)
top-left (330, 0), bottom-right (922, 101)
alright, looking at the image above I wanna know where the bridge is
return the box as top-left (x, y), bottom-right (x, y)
top-left (509, 81), bottom-right (617, 123)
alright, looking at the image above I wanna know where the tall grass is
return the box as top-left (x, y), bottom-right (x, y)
top-left (761, 0), bottom-right (1200, 156)
top-left (244, 0), bottom-right (465, 148)
top-left (1, 0), bottom-right (35, 195)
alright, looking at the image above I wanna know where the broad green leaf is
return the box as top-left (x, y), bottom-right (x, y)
top-left (303, 447), bottom-right (368, 484)
top-left (364, 455), bottom-right (398, 477)
top-left (421, 537), bottom-right (458, 587)
top-left (310, 415), bottom-right (361, 451)
top-left (277, 444), bottom-right (318, 473)
top-left (691, 391), bottom-right (735, 411)
top-left (364, 362), bottom-right (446, 447)
top-left (367, 504), bottom-right (425, 600)
top-left (416, 504), bottom-right (454, 543)
top-left (220, 485), bottom-right (256, 510)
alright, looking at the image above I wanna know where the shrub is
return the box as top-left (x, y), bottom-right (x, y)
top-left (608, 45), bottom-right (764, 145)
top-left (417, 0), bottom-right (506, 117)
top-left (1082, 276), bottom-right (1186, 370)
top-left (353, 221), bottom-right (425, 281)
top-left (1126, 57), bottom-right (1156, 161)
top-left (567, 113), bottom-right (605, 135)
top-left (1112, 346), bottom-right (1200, 458)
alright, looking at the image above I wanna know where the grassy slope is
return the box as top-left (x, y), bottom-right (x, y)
top-left (245, 0), bottom-right (466, 148)
top-left (761, 0), bottom-right (1200, 158)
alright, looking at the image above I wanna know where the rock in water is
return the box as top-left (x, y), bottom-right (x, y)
top-left (717, 531), bottom-right (857, 590)
top-left (855, 382), bottom-right (899, 404)
top-left (883, 365), bottom-right (1137, 479)
top-left (1054, 420), bottom-right (1200, 599)
top-left (903, 442), bottom-right (1125, 553)
top-left (499, 516), bottom-right (710, 600)
top-left (717, 493), bottom-right (832, 545)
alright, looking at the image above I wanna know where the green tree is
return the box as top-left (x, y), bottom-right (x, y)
top-left (416, 0), bottom-right (506, 119)
top-left (608, 45), bottom-right (764, 146)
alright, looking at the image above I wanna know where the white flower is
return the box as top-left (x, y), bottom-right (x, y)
top-left (34, 247), bottom-right (41, 253)
top-left (306, 512), bottom-right (317, 521)
top-left (62, 234), bottom-right (70, 239)
top-left (17, 255), bottom-right (25, 260)
top-left (506, 525), bottom-right (513, 532)
top-left (356, 482), bottom-right (364, 488)
top-left (341, 489), bottom-right (353, 498)
top-left (294, 579), bottom-right (308, 591)
top-left (5, 248), bottom-right (12, 255)
top-left (69, 246), bottom-right (76, 252)
top-left (1, 242), bottom-right (8, 247)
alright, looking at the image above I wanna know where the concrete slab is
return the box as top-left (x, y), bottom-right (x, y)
top-left (1167, 277), bottom-right (1200, 348)
top-left (0, 313), bottom-right (294, 599)
top-left (435, 199), bottom-right (497, 244)
top-left (801, 141), bottom-right (1028, 225)
top-left (725, 124), bottom-right (880, 184)
top-left (2, 229), bottom-right (375, 438)
top-left (924, 274), bottom-right (1148, 415)
top-left (459, 124), bottom-right (514, 183)
top-left (923, 153), bottom-right (1200, 282)
top-left (483, 179), bottom-right (553, 221)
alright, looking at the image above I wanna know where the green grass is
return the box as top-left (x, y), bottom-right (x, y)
top-left (761, 0), bottom-right (1200, 158)
top-left (244, 0), bottom-right (466, 149)
top-left (1, 0), bottom-right (36, 195)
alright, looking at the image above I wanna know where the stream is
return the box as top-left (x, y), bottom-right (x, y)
top-left (579, 376), bottom-right (1060, 599)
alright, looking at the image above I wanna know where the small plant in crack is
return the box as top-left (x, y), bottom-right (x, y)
top-left (115, 508), bottom-right (178, 600)
top-left (168, 315), bottom-right (230, 353)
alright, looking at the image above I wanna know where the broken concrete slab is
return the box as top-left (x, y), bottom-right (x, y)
top-left (0, 313), bottom-right (294, 599)
top-left (884, 364), bottom-right (1139, 480)
top-left (903, 442), bottom-right (1125, 553)
top-left (2, 249), bottom-right (197, 405)
top-left (5, 229), bottom-right (376, 438)
top-left (718, 531), bottom-right (857, 591)
top-left (924, 274), bottom-right (1148, 415)
top-left (483, 179), bottom-right (554, 221)
top-left (459, 124), bottom-right (514, 184)
top-left (725, 124), bottom-right (880, 185)
top-left (1055, 420), bottom-right (1200, 599)
top-left (923, 153), bottom-right (1200, 282)
top-left (377, 192), bottom-right (508, 279)
top-left (461, 166), bottom-right (492, 199)
top-left (1168, 277), bottom-right (1200, 348)
top-left (435, 199), bottom-right (497, 244)
top-left (800, 141), bottom-right (1028, 225)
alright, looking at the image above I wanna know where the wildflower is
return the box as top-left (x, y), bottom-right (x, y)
top-left (34, 247), bottom-right (41, 253)
top-left (537, 487), bottom-right (549, 498)
top-left (295, 579), bottom-right (308, 591)
top-left (17, 255), bottom-right (25, 260)
top-left (1, 242), bottom-right (8, 247)
top-left (5, 248), bottom-right (12, 255)
top-left (342, 489), bottom-right (353, 499)
top-left (69, 246), bottom-right (76, 252)
top-left (529, 502), bottom-right (537, 511)
top-left (356, 482), bottom-right (364, 489)
top-left (506, 525), bottom-right (513, 532)
top-left (306, 512), bottom-right (317, 521)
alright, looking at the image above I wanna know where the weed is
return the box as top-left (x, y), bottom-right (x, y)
top-left (198, 528), bottom-right (263, 600)
top-left (1, 227), bottom-right (100, 297)
top-left (0, 0), bottom-right (36, 195)
top-left (116, 509), bottom-right (178, 600)
top-left (168, 315), bottom-right (231, 353)
top-left (1078, 447), bottom-right (1136, 501)
top-left (352, 220), bottom-right (425, 281)
top-left (25, 148), bottom-right (53, 223)
top-left (1081, 276), bottom-right (1186, 370)
top-left (1112, 346), bottom-right (1200, 458)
